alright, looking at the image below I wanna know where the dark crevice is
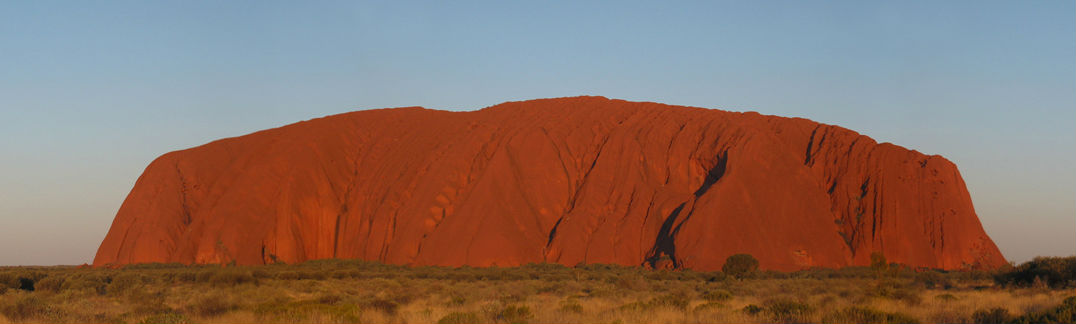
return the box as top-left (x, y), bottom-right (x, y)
top-left (645, 203), bottom-right (686, 268)
top-left (545, 217), bottom-right (564, 248)
top-left (804, 125), bottom-right (820, 165)
top-left (174, 163), bottom-right (192, 226)
top-left (844, 138), bottom-right (861, 157)
top-left (645, 151), bottom-right (730, 269)
top-left (693, 152), bottom-right (729, 197)
top-left (549, 133), bottom-right (612, 253)
top-left (334, 168), bottom-right (359, 257)
top-left (261, 245), bottom-right (280, 264)
top-left (566, 133), bottom-right (612, 212)
top-left (859, 177), bottom-right (871, 199)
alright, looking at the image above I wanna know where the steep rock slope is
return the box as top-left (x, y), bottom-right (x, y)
top-left (94, 97), bottom-right (1006, 271)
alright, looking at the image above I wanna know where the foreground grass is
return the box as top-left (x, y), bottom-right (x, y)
top-left (0, 259), bottom-right (1073, 323)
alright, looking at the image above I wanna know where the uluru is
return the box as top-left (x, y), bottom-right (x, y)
top-left (93, 96), bottom-right (1006, 271)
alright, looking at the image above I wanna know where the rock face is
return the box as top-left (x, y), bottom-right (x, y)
top-left (94, 96), bottom-right (1006, 271)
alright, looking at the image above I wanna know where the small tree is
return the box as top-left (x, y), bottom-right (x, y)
top-left (722, 254), bottom-right (759, 279)
top-left (870, 252), bottom-right (887, 274)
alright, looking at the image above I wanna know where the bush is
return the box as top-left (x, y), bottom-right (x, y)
top-left (994, 256), bottom-right (1076, 289)
top-left (914, 271), bottom-right (950, 289)
top-left (764, 299), bottom-right (813, 323)
top-left (445, 295), bottom-right (467, 307)
top-left (649, 292), bottom-right (690, 310)
top-left (253, 300), bottom-right (361, 323)
top-left (616, 293), bottom-right (691, 312)
top-left (701, 289), bottom-right (732, 301)
top-left (186, 294), bottom-right (233, 317)
top-left (693, 302), bottom-right (725, 313)
top-left (722, 254), bottom-right (759, 279)
top-left (138, 312), bottom-right (191, 324)
top-left (559, 299), bottom-right (583, 314)
top-left (742, 304), bottom-right (763, 315)
top-left (613, 274), bottom-right (648, 290)
top-left (871, 252), bottom-right (888, 273)
top-left (0, 273), bottom-right (15, 289)
top-left (17, 277), bottom-right (35, 291)
top-left (109, 273), bottom-right (148, 295)
top-left (60, 273), bottom-right (110, 295)
top-left (128, 289), bottom-right (171, 315)
top-left (365, 298), bottom-right (399, 316)
top-left (208, 270), bottom-right (256, 286)
top-left (0, 295), bottom-right (48, 322)
top-left (971, 307), bottom-right (1010, 324)
top-left (497, 305), bottom-right (533, 324)
top-left (1010, 296), bottom-right (1076, 324)
top-left (0, 271), bottom-right (44, 292)
top-left (870, 279), bottom-right (920, 304)
top-left (822, 306), bottom-right (920, 324)
top-left (438, 312), bottom-right (480, 324)
top-left (35, 276), bottom-right (65, 293)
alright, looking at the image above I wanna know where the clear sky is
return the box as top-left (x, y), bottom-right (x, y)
top-left (1, 1), bottom-right (1072, 266)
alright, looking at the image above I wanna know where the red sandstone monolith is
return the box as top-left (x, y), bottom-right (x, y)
top-left (94, 97), bottom-right (1006, 271)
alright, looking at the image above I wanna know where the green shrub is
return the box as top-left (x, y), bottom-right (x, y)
top-left (617, 301), bottom-right (650, 312)
top-left (253, 300), bottom-right (361, 323)
top-left (171, 271), bottom-right (197, 283)
top-left (59, 273), bottom-right (109, 295)
top-left (1010, 296), bottom-right (1076, 324)
top-left (138, 312), bottom-right (191, 324)
top-left (195, 270), bottom-right (215, 283)
top-left (822, 306), bottom-right (920, 324)
top-left (322, 303), bottom-right (362, 323)
top-left (704, 271), bottom-right (727, 282)
top-left (616, 293), bottom-right (691, 312)
top-left (444, 295), bottom-right (467, 307)
top-left (0, 273), bottom-right (15, 289)
top-left (649, 292), bottom-right (690, 310)
top-left (1, 271), bottom-right (45, 292)
top-left (17, 277), bottom-right (35, 291)
top-left (558, 299), bottom-right (583, 314)
top-left (185, 294), bottom-right (233, 317)
top-left (0, 294), bottom-right (48, 322)
top-left (250, 269), bottom-right (271, 279)
top-left (109, 272), bottom-right (148, 295)
top-left (764, 299), bottom-right (813, 323)
top-left (914, 271), bottom-right (950, 289)
top-left (35, 276), bottom-right (65, 293)
top-left (743, 304), bottom-right (763, 315)
top-left (208, 270), bottom-right (256, 286)
top-left (994, 256), bottom-right (1076, 289)
top-left (438, 312), bottom-right (480, 324)
top-left (971, 307), bottom-right (1010, 324)
top-left (316, 294), bottom-right (344, 305)
top-left (613, 274), bottom-right (648, 290)
top-left (722, 254), bottom-right (759, 279)
top-left (889, 287), bottom-right (922, 305)
top-left (497, 305), bottom-right (533, 324)
top-left (365, 298), bottom-right (399, 316)
top-left (701, 289), bottom-right (732, 301)
top-left (127, 288), bottom-right (170, 315)
top-left (693, 302), bottom-right (725, 313)
top-left (934, 293), bottom-right (958, 302)
top-left (871, 252), bottom-right (888, 273)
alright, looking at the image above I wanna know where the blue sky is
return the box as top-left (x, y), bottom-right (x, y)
top-left (1, 1), bottom-right (1073, 266)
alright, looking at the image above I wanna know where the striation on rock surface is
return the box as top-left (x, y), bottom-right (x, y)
top-left (94, 96), bottom-right (1006, 271)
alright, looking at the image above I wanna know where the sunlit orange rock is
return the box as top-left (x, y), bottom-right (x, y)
top-left (93, 97), bottom-right (1006, 271)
